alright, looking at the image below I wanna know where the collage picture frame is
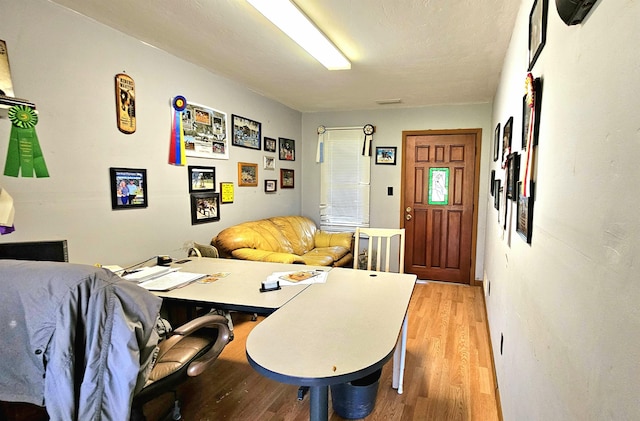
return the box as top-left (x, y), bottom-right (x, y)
top-left (232, 114), bottom-right (261, 150)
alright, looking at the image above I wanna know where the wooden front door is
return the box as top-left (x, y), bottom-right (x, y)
top-left (402, 129), bottom-right (480, 284)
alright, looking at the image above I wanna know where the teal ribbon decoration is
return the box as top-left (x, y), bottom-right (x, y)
top-left (4, 105), bottom-right (49, 177)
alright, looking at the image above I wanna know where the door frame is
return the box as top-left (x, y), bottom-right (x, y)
top-left (400, 128), bottom-right (482, 286)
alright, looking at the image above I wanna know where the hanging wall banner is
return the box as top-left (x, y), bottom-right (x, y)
top-left (115, 73), bottom-right (136, 134)
top-left (169, 95), bottom-right (187, 165)
top-left (4, 105), bottom-right (49, 178)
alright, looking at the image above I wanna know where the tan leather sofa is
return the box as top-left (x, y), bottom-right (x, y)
top-left (212, 215), bottom-right (354, 267)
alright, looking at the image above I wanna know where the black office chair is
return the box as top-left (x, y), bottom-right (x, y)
top-left (130, 314), bottom-right (230, 421)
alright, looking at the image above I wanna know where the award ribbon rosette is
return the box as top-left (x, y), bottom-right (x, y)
top-left (4, 105), bottom-right (49, 178)
top-left (523, 73), bottom-right (536, 197)
top-left (169, 95), bottom-right (187, 166)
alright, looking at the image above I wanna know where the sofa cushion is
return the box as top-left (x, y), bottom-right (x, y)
top-left (231, 248), bottom-right (305, 264)
top-left (301, 246), bottom-right (351, 265)
top-left (214, 219), bottom-right (294, 257)
top-left (269, 216), bottom-right (317, 256)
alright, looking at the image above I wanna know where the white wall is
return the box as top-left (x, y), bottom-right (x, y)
top-left (485, 0), bottom-right (640, 419)
top-left (0, 0), bottom-right (302, 265)
top-left (301, 104), bottom-right (493, 280)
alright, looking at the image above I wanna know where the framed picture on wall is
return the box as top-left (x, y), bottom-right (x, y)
top-left (238, 162), bottom-right (258, 186)
top-left (490, 170), bottom-right (496, 196)
top-left (493, 123), bottom-right (501, 162)
top-left (188, 165), bottom-right (215, 192)
top-left (280, 168), bottom-right (294, 188)
top-left (502, 116), bottom-right (513, 164)
top-left (110, 167), bottom-right (147, 209)
top-left (263, 136), bottom-right (276, 153)
top-left (375, 147), bottom-right (397, 165)
top-left (263, 155), bottom-right (275, 170)
top-left (516, 181), bottom-right (535, 243)
top-left (279, 137), bottom-right (295, 161)
top-left (264, 179), bottom-right (277, 193)
top-left (182, 101), bottom-right (229, 160)
top-left (190, 192), bottom-right (220, 224)
top-left (506, 153), bottom-right (520, 201)
top-left (528, 0), bottom-right (547, 70)
top-left (231, 114), bottom-right (261, 150)
top-left (494, 180), bottom-right (501, 210)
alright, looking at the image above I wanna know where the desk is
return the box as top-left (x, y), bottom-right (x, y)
top-left (157, 258), bottom-right (327, 314)
top-left (246, 267), bottom-right (416, 421)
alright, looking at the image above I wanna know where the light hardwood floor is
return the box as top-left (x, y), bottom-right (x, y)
top-left (145, 281), bottom-right (501, 421)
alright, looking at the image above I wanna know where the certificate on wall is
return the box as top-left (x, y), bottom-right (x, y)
top-left (220, 182), bottom-right (234, 203)
top-left (183, 102), bottom-right (229, 160)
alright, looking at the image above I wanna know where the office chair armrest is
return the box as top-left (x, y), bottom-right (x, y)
top-left (156, 314), bottom-right (231, 377)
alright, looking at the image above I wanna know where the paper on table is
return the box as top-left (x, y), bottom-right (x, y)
top-left (139, 271), bottom-right (206, 291)
top-left (122, 265), bottom-right (175, 283)
top-left (268, 270), bottom-right (329, 286)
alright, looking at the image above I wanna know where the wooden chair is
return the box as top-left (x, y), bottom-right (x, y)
top-left (353, 227), bottom-right (409, 394)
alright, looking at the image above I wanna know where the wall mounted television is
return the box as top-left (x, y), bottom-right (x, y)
top-left (0, 240), bottom-right (69, 262)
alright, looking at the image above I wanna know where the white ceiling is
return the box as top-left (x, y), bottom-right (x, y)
top-left (50, 0), bottom-right (520, 113)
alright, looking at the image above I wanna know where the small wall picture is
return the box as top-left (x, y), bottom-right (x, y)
top-left (264, 179), bottom-right (277, 193)
top-left (238, 162), bottom-right (258, 186)
top-left (190, 192), bottom-right (220, 224)
top-left (188, 165), bottom-right (215, 192)
top-left (264, 155), bottom-right (275, 170)
top-left (280, 168), bottom-right (294, 188)
top-left (506, 153), bottom-right (520, 201)
top-left (375, 147), bottom-right (397, 165)
top-left (528, 0), bottom-right (547, 70)
top-left (502, 116), bottom-right (513, 164)
top-left (110, 167), bottom-right (147, 209)
top-left (516, 181), bottom-right (535, 243)
top-left (494, 180), bottom-right (501, 210)
top-left (264, 136), bottom-right (276, 153)
top-left (493, 123), bottom-right (500, 162)
top-left (279, 137), bottom-right (295, 161)
top-left (490, 170), bottom-right (496, 196)
top-left (232, 114), bottom-right (261, 150)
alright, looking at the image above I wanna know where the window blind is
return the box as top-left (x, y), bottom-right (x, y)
top-left (320, 128), bottom-right (370, 231)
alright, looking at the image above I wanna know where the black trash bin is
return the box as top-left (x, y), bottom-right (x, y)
top-left (330, 369), bottom-right (382, 419)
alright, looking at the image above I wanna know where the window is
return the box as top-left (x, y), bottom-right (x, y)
top-left (319, 128), bottom-right (370, 231)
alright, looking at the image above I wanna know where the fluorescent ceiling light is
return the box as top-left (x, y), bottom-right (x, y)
top-left (247, 0), bottom-right (351, 70)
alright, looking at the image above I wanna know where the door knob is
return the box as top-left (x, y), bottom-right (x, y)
top-left (406, 214), bottom-right (412, 221)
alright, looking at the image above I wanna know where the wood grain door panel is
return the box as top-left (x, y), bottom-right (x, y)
top-left (403, 130), bottom-right (478, 284)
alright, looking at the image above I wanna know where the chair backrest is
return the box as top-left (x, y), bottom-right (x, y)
top-left (353, 228), bottom-right (405, 274)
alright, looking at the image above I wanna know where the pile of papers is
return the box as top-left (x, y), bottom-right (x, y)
top-left (122, 265), bottom-right (205, 291)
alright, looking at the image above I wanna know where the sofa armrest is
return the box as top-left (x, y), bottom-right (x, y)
top-left (314, 231), bottom-right (354, 250)
top-left (231, 248), bottom-right (305, 264)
